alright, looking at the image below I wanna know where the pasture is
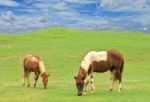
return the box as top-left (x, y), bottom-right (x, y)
top-left (0, 28), bottom-right (150, 102)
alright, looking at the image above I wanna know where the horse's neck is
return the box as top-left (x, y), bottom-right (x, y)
top-left (78, 67), bottom-right (87, 80)
top-left (81, 56), bottom-right (92, 72)
top-left (81, 51), bottom-right (98, 72)
top-left (39, 61), bottom-right (46, 74)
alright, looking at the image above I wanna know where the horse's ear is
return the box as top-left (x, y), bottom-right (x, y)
top-left (74, 76), bottom-right (77, 79)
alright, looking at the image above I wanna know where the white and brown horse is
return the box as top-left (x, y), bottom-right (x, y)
top-left (74, 49), bottom-right (124, 96)
top-left (22, 55), bottom-right (49, 89)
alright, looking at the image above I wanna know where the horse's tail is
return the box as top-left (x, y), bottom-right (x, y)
top-left (120, 60), bottom-right (124, 75)
top-left (114, 60), bottom-right (124, 82)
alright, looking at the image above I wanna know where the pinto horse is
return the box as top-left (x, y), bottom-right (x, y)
top-left (22, 55), bottom-right (49, 89)
top-left (74, 49), bottom-right (124, 96)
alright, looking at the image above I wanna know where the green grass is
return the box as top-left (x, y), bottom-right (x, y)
top-left (0, 28), bottom-right (150, 102)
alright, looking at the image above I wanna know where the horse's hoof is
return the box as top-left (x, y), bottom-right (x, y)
top-left (34, 84), bottom-right (36, 88)
top-left (22, 84), bottom-right (25, 87)
top-left (27, 84), bottom-right (30, 87)
top-left (118, 88), bottom-right (122, 92)
top-left (84, 90), bottom-right (87, 92)
top-left (83, 92), bottom-right (87, 95)
top-left (118, 90), bottom-right (121, 92)
top-left (109, 88), bottom-right (113, 92)
top-left (92, 88), bottom-right (95, 91)
top-left (78, 93), bottom-right (83, 96)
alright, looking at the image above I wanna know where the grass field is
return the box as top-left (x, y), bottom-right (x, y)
top-left (0, 28), bottom-right (150, 102)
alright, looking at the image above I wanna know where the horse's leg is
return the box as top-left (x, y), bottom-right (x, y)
top-left (118, 81), bottom-right (122, 92)
top-left (117, 71), bottom-right (122, 92)
top-left (109, 78), bottom-right (115, 92)
top-left (118, 61), bottom-right (124, 92)
top-left (26, 71), bottom-right (30, 87)
top-left (118, 69), bottom-right (122, 92)
top-left (84, 84), bottom-right (88, 92)
top-left (109, 70), bottom-right (116, 92)
top-left (22, 71), bottom-right (26, 86)
top-left (23, 66), bottom-right (27, 86)
top-left (90, 75), bottom-right (95, 91)
top-left (84, 74), bottom-right (95, 92)
top-left (34, 72), bottom-right (39, 87)
top-left (115, 63), bottom-right (123, 92)
top-left (88, 67), bottom-right (95, 92)
top-left (83, 76), bottom-right (89, 92)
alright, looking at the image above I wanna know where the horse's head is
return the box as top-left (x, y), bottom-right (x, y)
top-left (74, 76), bottom-right (85, 96)
top-left (41, 72), bottom-right (49, 89)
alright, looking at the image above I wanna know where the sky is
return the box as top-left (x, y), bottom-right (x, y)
top-left (0, 0), bottom-right (150, 34)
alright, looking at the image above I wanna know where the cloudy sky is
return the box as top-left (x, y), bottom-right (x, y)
top-left (0, 0), bottom-right (150, 34)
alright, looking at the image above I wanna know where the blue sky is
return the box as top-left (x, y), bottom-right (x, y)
top-left (0, 0), bottom-right (150, 33)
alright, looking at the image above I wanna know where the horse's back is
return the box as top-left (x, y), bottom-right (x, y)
top-left (83, 51), bottom-right (107, 61)
top-left (81, 51), bottom-right (108, 72)
top-left (23, 55), bottom-right (41, 71)
top-left (94, 51), bottom-right (107, 61)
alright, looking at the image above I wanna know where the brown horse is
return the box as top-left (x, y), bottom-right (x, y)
top-left (74, 49), bottom-right (124, 96)
top-left (22, 55), bottom-right (49, 89)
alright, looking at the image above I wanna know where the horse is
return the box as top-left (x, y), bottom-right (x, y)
top-left (22, 54), bottom-right (49, 89)
top-left (74, 49), bottom-right (124, 96)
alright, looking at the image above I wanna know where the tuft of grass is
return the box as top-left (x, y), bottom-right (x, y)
top-left (0, 28), bottom-right (150, 102)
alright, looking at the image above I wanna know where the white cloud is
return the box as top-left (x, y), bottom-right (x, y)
top-left (53, 2), bottom-right (69, 11)
top-left (100, 0), bottom-right (119, 9)
top-left (15, 8), bottom-right (38, 14)
top-left (32, 1), bottom-right (70, 13)
top-left (130, 12), bottom-right (150, 27)
top-left (32, 2), bottom-right (51, 9)
top-left (0, 0), bottom-right (19, 7)
top-left (64, 0), bottom-right (98, 4)
top-left (0, 11), bottom-right (16, 24)
top-left (99, 0), bottom-right (150, 11)
top-left (97, 0), bottom-right (150, 33)
top-left (0, 0), bottom-right (150, 33)
top-left (0, 11), bottom-right (55, 33)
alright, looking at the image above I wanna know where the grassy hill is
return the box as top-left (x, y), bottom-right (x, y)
top-left (0, 28), bottom-right (150, 102)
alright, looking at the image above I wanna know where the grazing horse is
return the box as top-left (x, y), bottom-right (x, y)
top-left (22, 55), bottom-right (49, 89)
top-left (74, 49), bottom-right (124, 96)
